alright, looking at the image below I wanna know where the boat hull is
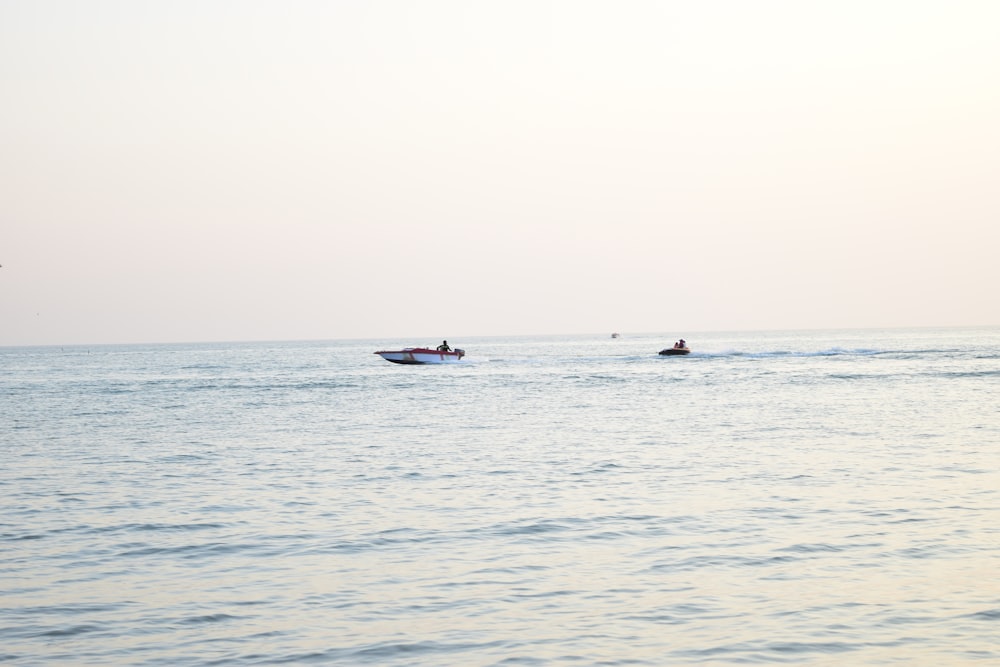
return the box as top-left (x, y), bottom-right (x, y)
top-left (375, 348), bottom-right (465, 364)
top-left (658, 348), bottom-right (691, 356)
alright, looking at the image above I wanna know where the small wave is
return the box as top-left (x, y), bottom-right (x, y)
top-left (494, 520), bottom-right (573, 536)
top-left (261, 380), bottom-right (362, 391)
top-left (651, 553), bottom-right (798, 571)
top-left (117, 540), bottom-right (264, 559)
top-left (766, 640), bottom-right (857, 655)
top-left (776, 541), bottom-right (882, 554)
top-left (570, 461), bottom-right (626, 475)
top-left (88, 521), bottom-right (231, 535)
top-left (157, 452), bottom-right (210, 460)
top-left (2, 532), bottom-right (45, 541)
top-left (564, 373), bottom-right (630, 383)
top-left (678, 639), bottom-right (860, 660)
top-left (965, 608), bottom-right (1000, 621)
top-left (883, 613), bottom-right (940, 626)
top-left (938, 369), bottom-right (1000, 379)
top-left (14, 603), bottom-right (128, 616)
top-left (268, 639), bottom-right (510, 663)
top-left (36, 624), bottom-right (103, 638)
top-left (177, 613), bottom-right (241, 625)
top-left (827, 372), bottom-right (897, 381)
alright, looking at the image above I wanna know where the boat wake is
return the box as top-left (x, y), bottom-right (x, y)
top-left (695, 347), bottom-right (886, 359)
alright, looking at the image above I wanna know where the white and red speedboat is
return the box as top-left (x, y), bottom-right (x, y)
top-left (374, 347), bottom-right (466, 365)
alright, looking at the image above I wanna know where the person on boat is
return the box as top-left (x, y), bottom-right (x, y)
top-left (674, 339), bottom-right (686, 349)
top-left (437, 340), bottom-right (451, 352)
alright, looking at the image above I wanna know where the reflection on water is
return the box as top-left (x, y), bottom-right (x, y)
top-left (2, 328), bottom-right (998, 665)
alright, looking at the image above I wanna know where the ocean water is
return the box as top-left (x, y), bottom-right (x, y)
top-left (2, 327), bottom-right (998, 666)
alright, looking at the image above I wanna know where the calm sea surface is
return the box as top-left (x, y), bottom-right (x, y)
top-left (2, 328), bottom-right (998, 666)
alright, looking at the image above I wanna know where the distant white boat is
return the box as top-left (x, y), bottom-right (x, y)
top-left (374, 347), bottom-right (466, 365)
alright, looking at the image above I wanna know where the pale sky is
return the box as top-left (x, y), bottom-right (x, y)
top-left (3, 1), bottom-right (999, 346)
